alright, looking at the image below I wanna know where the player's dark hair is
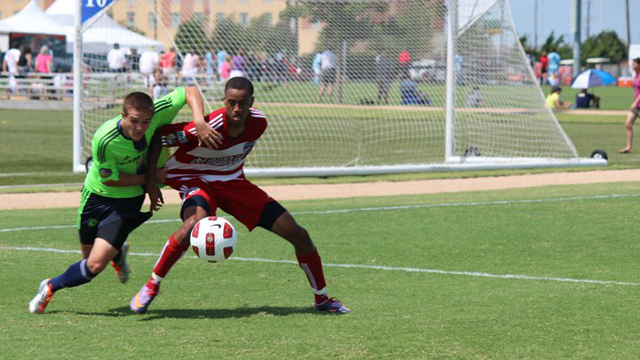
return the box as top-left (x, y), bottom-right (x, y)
top-left (225, 77), bottom-right (254, 97)
top-left (634, 58), bottom-right (640, 65)
top-left (123, 92), bottom-right (154, 116)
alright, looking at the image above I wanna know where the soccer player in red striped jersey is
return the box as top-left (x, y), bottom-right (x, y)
top-left (130, 77), bottom-right (350, 314)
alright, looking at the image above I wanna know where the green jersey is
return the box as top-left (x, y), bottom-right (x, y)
top-left (83, 87), bottom-right (188, 198)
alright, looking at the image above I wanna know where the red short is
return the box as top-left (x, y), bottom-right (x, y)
top-left (166, 178), bottom-right (276, 231)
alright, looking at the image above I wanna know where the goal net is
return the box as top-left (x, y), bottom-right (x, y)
top-left (73, 0), bottom-right (605, 176)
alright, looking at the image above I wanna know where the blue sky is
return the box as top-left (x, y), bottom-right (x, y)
top-left (509, 0), bottom-right (640, 46)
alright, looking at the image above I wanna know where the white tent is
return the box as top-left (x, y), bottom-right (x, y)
top-left (0, 0), bottom-right (66, 36)
top-left (46, 0), bottom-right (164, 54)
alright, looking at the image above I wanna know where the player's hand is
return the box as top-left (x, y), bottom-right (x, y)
top-left (155, 167), bottom-right (168, 183)
top-left (147, 185), bottom-right (164, 212)
top-left (195, 120), bottom-right (223, 149)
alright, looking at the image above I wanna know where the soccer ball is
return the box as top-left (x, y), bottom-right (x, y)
top-left (190, 216), bottom-right (238, 263)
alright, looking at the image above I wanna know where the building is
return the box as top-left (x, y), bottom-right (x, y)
top-left (0, 0), bottom-right (321, 55)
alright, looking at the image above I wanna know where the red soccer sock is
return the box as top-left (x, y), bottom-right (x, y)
top-left (147, 235), bottom-right (189, 289)
top-left (296, 249), bottom-right (329, 304)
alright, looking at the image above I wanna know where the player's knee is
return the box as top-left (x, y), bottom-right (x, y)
top-left (86, 257), bottom-right (109, 274)
top-left (176, 215), bottom-right (205, 244)
top-left (288, 225), bottom-right (314, 252)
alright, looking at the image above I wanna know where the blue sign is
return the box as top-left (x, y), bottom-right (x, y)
top-left (82, 0), bottom-right (115, 25)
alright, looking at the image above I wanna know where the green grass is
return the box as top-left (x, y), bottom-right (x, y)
top-left (3, 183), bottom-right (640, 358)
top-left (541, 85), bottom-right (634, 111)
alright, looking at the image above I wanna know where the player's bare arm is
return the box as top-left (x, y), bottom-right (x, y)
top-left (185, 86), bottom-right (223, 149)
top-left (145, 131), bottom-right (165, 212)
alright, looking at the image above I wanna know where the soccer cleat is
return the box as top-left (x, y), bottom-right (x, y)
top-left (29, 278), bottom-right (54, 314)
top-left (314, 298), bottom-right (351, 314)
top-left (111, 242), bottom-right (130, 284)
top-left (130, 284), bottom-right (158, 314)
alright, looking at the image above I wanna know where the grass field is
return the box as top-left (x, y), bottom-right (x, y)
top-left (2, 182), bottom-right (640, 358)
top-left (2, 107), bottom-right (639, 188)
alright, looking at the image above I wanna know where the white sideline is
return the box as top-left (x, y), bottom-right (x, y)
top-left (1, 193), bottom-right (639, 234)
top-left (1, 246), bottom-right (638, 287)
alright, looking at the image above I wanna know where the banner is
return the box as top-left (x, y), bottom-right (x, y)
top-left (82, 0), bottom-right (115, 25)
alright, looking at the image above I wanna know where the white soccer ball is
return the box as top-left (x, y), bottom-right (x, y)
top-left (190, 216), bottom-right (238, 263)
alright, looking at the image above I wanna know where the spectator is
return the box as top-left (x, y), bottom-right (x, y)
top-left (139, 46), bottom-right (160, 82)
top-left (575, 88), bottom-right (600, 109)
top-left (548, 51), bottom-right (561, 80)
top-left (545, 86), bottom-right (571, 109)
top-left (107, 43), bottom-right (128, 73)
top-left (620, 58), bottom-right (640, 153)
top-left (400, 73), bottom-right (430, 105)
top-left (160, 47), bottom-right (177, 75)
top-left (17, 45), bottom-right (33, 76)
top-left (375, 50), bottom-right (394, 104)
top-left (3, 42), bottom-right (21, 76)
top-left (53, 72), bottom-right (69, 100)
top-left (317, 49), bottom-right (337, 102)
top-left (181, 49), bottom-right (199, 85)
top-left (148, 68), bottom-right (168, 100)
top-left (230, 51), bottom-right (246, 78)
top-left (398, 50), bottom-right (411, 73)
top-left (312, 52), bottom-right (322, 86)
top-left (219, 56), bottom-right (231, 83)
top-left (539, 51), bottom-right (549, 85)
top-left (205, 50), bottom-right (216, 83)
top-left (35, 46), bottom-right (53, 74)
top-left (466, 86), bottom-right (484, 108)
top-left (216, 49), bottom-right (228, 81)
top-left (127, 48), bottom-right (140, 72)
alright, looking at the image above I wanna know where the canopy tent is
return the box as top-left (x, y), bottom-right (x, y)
top-left (46, 0), bottom-right (164, 54)
top-left (0, 0), bottom-right (66, 36)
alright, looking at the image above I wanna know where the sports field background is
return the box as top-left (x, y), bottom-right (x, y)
top-left (2, 182), bottom-right (640, 358)
top-left (1, 83), bottom-right (639, 188)
top-left (2, 83), bottom-right (640, 358)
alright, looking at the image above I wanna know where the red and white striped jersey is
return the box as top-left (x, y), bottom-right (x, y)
top-left (159, 107), bottom-right (267, 182)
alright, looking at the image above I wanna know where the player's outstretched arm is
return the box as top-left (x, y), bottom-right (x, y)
top-left (185, 86), bottom-right (222, 149)
top-left (145, 130), bottom-right (165, 212)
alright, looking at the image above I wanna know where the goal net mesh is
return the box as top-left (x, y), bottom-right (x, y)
top-left (79, 0), bottom-right (578, 174)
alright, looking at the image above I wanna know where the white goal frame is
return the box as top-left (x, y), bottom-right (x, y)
top-left (72, 0), bottom-right (607, 176)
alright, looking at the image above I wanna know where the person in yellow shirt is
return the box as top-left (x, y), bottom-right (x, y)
top-left (546, 86), bottom-right (572, 109)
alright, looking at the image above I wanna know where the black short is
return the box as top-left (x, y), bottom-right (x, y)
top-left (257, 201), bottom-right (287, 231)
top-left (78, 191), bottom-right (151, 249)
top-left (632, 108), bottom-right (640, 117)
top-left (321, 68), bottom-right (336, 85)
top-left (180, 195), bottom-right (286, 231)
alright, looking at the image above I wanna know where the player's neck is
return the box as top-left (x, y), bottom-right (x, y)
top-left (227, 122), bottom-right (246, 139)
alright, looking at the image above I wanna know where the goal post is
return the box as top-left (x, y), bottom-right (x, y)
top-left (72, 0), bottom-right (606, 175)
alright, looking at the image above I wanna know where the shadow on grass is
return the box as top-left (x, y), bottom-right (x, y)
top-left (63, 305), bottom-right (312, 319)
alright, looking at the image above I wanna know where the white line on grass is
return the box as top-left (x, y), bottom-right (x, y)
top-left (1, 246), bottom-right (638, 287)
top-left (0, 172), bottom-right (74, 178)
top-left (2, 193), bottom-right (640, 234)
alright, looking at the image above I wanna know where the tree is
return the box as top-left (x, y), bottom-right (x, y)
top-left (540, 31), bottom-right (572, 59)
top-left (582, 31), bottom-right (627, 63)
top-left (174, 18), bottom-right (211, 55)
top-left (519, 34), bottom-right (539, 57)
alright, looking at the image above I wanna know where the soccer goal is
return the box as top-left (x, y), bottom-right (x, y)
top-left (72, 0), bottom-right (606, 176)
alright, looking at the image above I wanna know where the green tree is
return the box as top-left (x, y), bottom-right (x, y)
top-left (540, 31), bottom-right (572, 59)
top-left (174, 18), bottom-right (211, 55)
top-left (519, 34), bottom-right (539, 57)
top-left (582, 31), bottom-right (627, 62)
top-left (210, 15), bottom-right (249, 54)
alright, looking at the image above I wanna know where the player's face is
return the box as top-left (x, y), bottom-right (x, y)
top-left (122, 108), bottom-right (153, 141)
top-left (224, 88), bottom-right (254, 126)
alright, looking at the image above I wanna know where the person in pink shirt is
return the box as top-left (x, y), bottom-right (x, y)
top-left (219, 56), bottom-right (231, 82)
top-left (620, 58), bottom-right (640, 153)
top-left (35, 46), bottom-right (53, 74)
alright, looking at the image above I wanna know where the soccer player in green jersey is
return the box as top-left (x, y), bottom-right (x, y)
top-left (29, 86), bottom-right (221, 314)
